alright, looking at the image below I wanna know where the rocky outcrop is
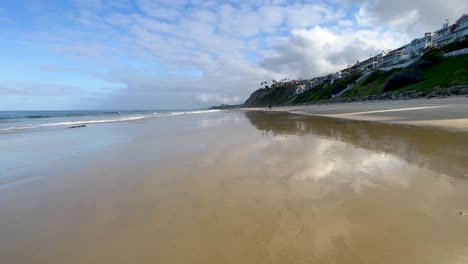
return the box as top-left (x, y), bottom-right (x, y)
top-left (459, 88), bottom-right (468, 95)
top-left (426, 85), bottom-right (468, 98)
top-left (69, 125), bottom-right (86, 129)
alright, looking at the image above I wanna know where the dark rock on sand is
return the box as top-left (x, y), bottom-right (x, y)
top-left (459, 88), bottom-right (468, 95)
top-left (69, 125), bottom-right (86, 129)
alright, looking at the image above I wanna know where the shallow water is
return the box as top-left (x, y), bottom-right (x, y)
top-left (1, 111), bottom-right (468, 264)
top-left (0, 109), bottom-right (220, 133)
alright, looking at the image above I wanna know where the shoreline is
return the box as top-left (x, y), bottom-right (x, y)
top-left (242, 95), bottom-right (468, 131)
top-left (2, 105), bottom-right (468, 264)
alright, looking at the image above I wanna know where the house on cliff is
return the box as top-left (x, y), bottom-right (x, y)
top-left (378, 47), bottom-right (405, 68)
top-left (454, 14), bottom-right (468, 40)
top-left (295, 14), bottom-right (467, 91)
top-left (433, 22), bottom-right (457, 47)
top-left (402, 33), bottom-right (434, 60)
top-left (433, 14), bottom-right (468, 47)
top-left (358, 54), bottom-right (381, 72)
top-left (294, 83), bottom-right (306, 94)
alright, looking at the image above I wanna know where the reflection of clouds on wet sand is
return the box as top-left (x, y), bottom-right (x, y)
top-left (196, 112), bottom-right (243, 129)
top-left (214, 131), bottom-right (412, 194)
top-left (245, 111), bottom-right (468, 179)
top-left (182, 120), bottom-right (463, 263)
top-left (238, 111), bottom-right (468, 263)
top-left (1, 111), bottom-right (468, 264)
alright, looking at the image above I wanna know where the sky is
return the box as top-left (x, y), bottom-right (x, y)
top-left (1, 0), bottom-right (467, 110)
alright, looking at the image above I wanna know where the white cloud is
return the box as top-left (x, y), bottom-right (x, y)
top-left (355, 0), bottom-right (468, 33)
top-left (7, 0), bottom-right (467, 109)
top-left (260, 26), bottom-right (409, 78)
top-left (136, 0), bottom-right (187, 20)
top-left (196, 94), bottom-right (242, 105)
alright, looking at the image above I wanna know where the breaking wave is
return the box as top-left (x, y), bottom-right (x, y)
top-left (0, 109), bottom-right (221, 133)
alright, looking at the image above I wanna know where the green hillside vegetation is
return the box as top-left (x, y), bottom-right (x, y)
top-left (439, 39), bottom-right (468, 53)
top-left (341, 69), bottom-right (401, 97)
top-left (344, 52), bottom-right (468, 96)
top-left (383, 50), bottom-right (444, 91)
top-left (243, 44), bottom-right (468, 107)
top-left (290, 83), bottom-right (332, 103)
top-left (243, 83), bottom-right (296, 107)
top-left (333, 73), bottom-right (363, 94)
top-left (291, 73), bottom-right (362, 104)
top-left (397, 53), bottom-right (468, 92)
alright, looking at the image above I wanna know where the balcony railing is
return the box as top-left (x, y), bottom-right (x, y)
top-left (444, 48), bottom-right (468, 57)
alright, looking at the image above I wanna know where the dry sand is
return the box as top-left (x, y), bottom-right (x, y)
top-left (244, 95), bottom-right (468, 131)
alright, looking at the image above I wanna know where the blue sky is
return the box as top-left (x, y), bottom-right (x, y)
top-left (1, 0), bottom-right (466, 110)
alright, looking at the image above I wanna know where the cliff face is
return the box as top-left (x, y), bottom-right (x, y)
top-left (243, 74), bottom-right (363, 107)
top-left (243, 86), bottom-right (296, 107)
top-left (243, 52), bottom-right (468, 107)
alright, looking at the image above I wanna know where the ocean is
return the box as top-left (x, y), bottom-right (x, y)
top-left (0, 109), bottom-right (220, 133)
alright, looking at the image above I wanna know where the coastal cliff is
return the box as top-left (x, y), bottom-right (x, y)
top-left (243, 86), bottom-right (297, 107)
top-left (243, 48), bottom-right (468, 107)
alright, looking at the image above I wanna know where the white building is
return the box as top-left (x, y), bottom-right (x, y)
top-left (294, 84), bottom-right (306, 94)
top-left (358, 54), bottom-right (381, 72)
top-left (433, 23), bottom-right (456, 47)
top-left (378, 47), bottom-right (404, 68)
top-left (305, 14), bottom-right (467, 88)
top-left (309, 79), bottom-right (319, 89)
top-left (401, 33), bottom-right (434, 60)
top-left (433, 14), bottom-right (468, 47)
top-left (454, 14), bottom-right (468, 41)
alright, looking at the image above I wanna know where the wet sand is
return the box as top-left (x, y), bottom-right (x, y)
top-left (1, 111), bottom-right (468, 264)
top-left (247, 95), bottom-right (468, 131)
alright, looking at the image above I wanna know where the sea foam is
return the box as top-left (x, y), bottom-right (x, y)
top-left (0, 109), bottom-right (222, 133)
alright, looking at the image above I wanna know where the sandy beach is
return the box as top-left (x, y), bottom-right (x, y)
top-left (2, 1), bottom-right (468, 263)
top-left (245, 95), bottom-right (468, 131)
top-left (1, 111), bottom-right (468, 264)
